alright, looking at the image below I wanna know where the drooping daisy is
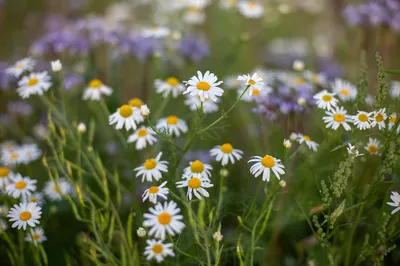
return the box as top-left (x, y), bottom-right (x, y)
top-left (6, 57), bottom-right (35, 78)
top-left (6, 174), bottom-right (37, 201)
top-left (183, 160), bottom-right (213, 180)
top-left (142, 181), bottom-right (169, 204)
top-left (176, 175), bottom-right (213, 200)
top-left (238, 1), bottom-right (264, 18)
top-left (155, 77), bottom-right (185, 98)
top-left (371, 108), bottom-right (387, 130)
top-left (0, 167), bottom-right (12, 190)
top-left (127, 126), bottom-right (158, 150)
top-left (156, 116), bottom-right (188, 137)
top-left (141, 26), bottom-right (170, 39)
top-left (209, 143), bottom-right (243, 166)
top-left (248, 155), bottom-right (285, 181)
top-left (25, 227), bottom-right (47, 246)
top-left (390, 81), bottom-right (400, 99)
top-left (7, 202), bottom-right (41, 230)
top-left (109, 105), bottom-right (143, 131)
top-left (43, 178), bottom-right (73, 201)
top-left (322, 106), bottom-right (352, 131)
top-left (0, 219), bottom-right (8, 234)
top-left (388, 113), bottom-right (400, 133)
top-left (17, 72), bottom-right (52, 99)
top-left (352, 111), bottom-right (372, 130)
top-left (364, 138), bottom-right (381, 156)
top-left (143, 201), bottom-right (185, 240)
top-left (134, 152), bottom-right (169, 182)
top-left (237, 73), bottom-right (265, 96)
top-left (331, 78), bottom-right (357, 102)
top-left (183, 71), bottom-right (224, 102)
top-left (313, 90), bottom-right (338, 111)
top-left (144, 239), bottom-right (175, 263)
top-left (82, 79), bottom-right (113, 101)
top-left (184, 95), bottom-right (219, 113)
top-left (19, 144), bottom-right (42, 164)
top-left (0, 149), bottom-right (22, 165)
top-left (304, 70), bottom-right (327, 87)
top-left (296, 134), bottom-right (319, 151)
top-left (387, 191), bottom-right (400, 215)
top-left (28, 192), bottom-right (44, 206)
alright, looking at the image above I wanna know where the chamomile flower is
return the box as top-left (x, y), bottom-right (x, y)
top-left (248, 155), bottom-right (285, 181)
top-left (184, 95), bottom-right (219, 113)
top-left (352, 111), bottom-right (372, 130)
top-left (82, 79), bottom-right (112, 101)
top-left (322, 106), bottom-right (352, 131)
top-left (364, 138), bottom-right (381, 156)
top-left (7, 202), bottom-right (41, 230)
top-left (183, 71), bottom-right (224, 102)
top-left (19, 144), bottom-right (42, 164)
top-left (390, 81), bottom-right (400, 99)
top-left (304, 70), bottom-right (327, 86)
top-left (134, 152), bottom-right (169, 182)
top-left (6, 174), bottom-right (37, 201)
top-left (143, 201), bottom-right (185, 240)
top-left (144, 239), bottom-right (175, 263)
top-left (209, 143), bottom-right (243, 166)
top-left (28, 192), bottom-right (44, 206)
top-left (142, 181), bottom-right (169, 204)
top-left (141, 26), bottom-right (170, 39)
top-left (6, 57), bottom-right (35, 78)
top-left (387, 191), bottom-right (400, 215)
top-left (371, 108), bottom-right (387, 130)
top-left (17, 72), bottom-right (52, 99)
top-left (43, 178), bottom-right (73, 201)
top-left (331, 78), bottom-right (357, 101)
top-left (127, 126), bottom-right (158, 150)
top-left (155, 77), bottom-right (185, 98)
top-left (237, 73), bottom-right (265, 96)
top-left (176, 175), bottom-right (213, 200)
top-left (183, 160), bottom-right (213, 180)
top-left (296, 134), bottom-right (319, 151)
top-left (0, 167), bottom-right (12, 190)
top-left (238, 1), bottom-right (264, 18)
top-left (313, 90), bottom-right (338, 111)
top-left (25, 227), bottom-right (47, 246)
top-left (0, 219), bottom-right (8, 234)
top-left (156, 116), bottom-right (188, 137)
top-left (109, 105), bottom-right (143, 131)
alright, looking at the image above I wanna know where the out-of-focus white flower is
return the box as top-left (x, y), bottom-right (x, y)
top-left (51, 60), bottom-right (62, 72)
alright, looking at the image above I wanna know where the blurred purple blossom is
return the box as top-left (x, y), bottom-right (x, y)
top-left (178, 35), bottom-right (210, 62)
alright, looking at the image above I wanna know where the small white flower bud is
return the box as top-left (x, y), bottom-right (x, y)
top-left (279, 180), bottom-right (287, 188)
top-left (213, 231), bottom-right (223, 242)
top-left (293, 60), bottom-right (305, 71)
top-left (297, 97), bottom-right (307, 106)
top-left (51, 60), bottom-right (62, 72)
top-left (77, 122), bottom-right (87, 133)
top-left (137, 227), bottom-right (146, 238)
top-left (140, 104), bottom-right (150, 116)
top-left (220, 168), bottom-right (229, 177)
top-left (283, 139), bottom-right (292, 149)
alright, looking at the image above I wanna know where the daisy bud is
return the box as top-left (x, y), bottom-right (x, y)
top-left (213, 231), bottom-right (223, 242)
top-left (293, 60), bottom-right (305, 71)
top-left (77, 122), bottom-right (87, 133)
top-left (279, 180), bottom-right (287, 188)
top-left (297, 97), bottom-right (307, 106)
top-left (283, 139), bottom-right (292, 149)
top-left (51, 60), bottom-right (62, 72)
top-left (140, 104), bottom-right (150, 116)
top-left (289, 133), bottom-right (298, 141)
top-left (220, 168), bottom-right (229, 177)
top-left (137, 227), bottom-right (146, 238)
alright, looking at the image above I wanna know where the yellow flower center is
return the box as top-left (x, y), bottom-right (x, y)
top-left (152, 244), bottom-right (163, 254)
top-left (144, 159), bottom-right (157, 170)
top-left (148, 186), bottom-right (159, 194)
top-left (390, 115), bottom-right (396, 123)
top-left (166, 77), bottom-right (179, 86)
top-left (129, 98), bottom-right (143, 108)
top-left (368, 145), bottom-right (377, 154)
top-left (196, 81), bottom-right (211, 91)
top-left (358, 114), bottom-right (368, 122)
top-left (248, 79), bottom-right (256, 85)
top-left (158, 212), bottom-right (171, 225)
top-left (119, 105), bottom-right (133, 118)
top-left (32, 233), bottom-right (41, 241)
top-left (295, 77), bottom-right (305, 85)
top-left (261, 155), bottom-right (275, 168)
top-left (190, 160), bottom-right (204, 173)
top-left (167, 116), bottom-right (178, 125)
top-left (322, 95), bottom-right (332, 102)
top-left (15, 181), bottom-right (27, 190)
top-left (302, 135), bottom-right (311, 141)
top-left (333, 114), bottom-right (345, 122)
top-left (19, 211), bottom-right (32, 221)
top-left (340, 89), bottom-right (349, 96)
top-left (220, 143), bottom-right (233, 153)
top-left (188, 177), bottom-right (201, 189)
top-left (375, 113), bottom-right (384, 122)
top-left (138, 128), bottom-right (148, 137)
top-left (0, 167), bottom-right (10, 177)
top-left (252, 89), bottom-right (260, 96)
top-left (27, 78), bottom-right (38, 86)
top-left (89, 79), bottom-right (102, 88)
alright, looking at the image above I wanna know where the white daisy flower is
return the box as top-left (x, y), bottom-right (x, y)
top-left (1, 149), bottom-right (23, 166)
top-left (6, 174), bottom-right (37, 201)
top-left (156, 116), bottom-right (188, 137)
top-left (7, 202), bottom-right (41, 230)
top-left (388, 113), bottom-right (399, 133)
top-left (248, 154), bottom-right (285, 181)
top-left (144, 239), bottom-right (175, 263)
top-left (304, 70), bottom-right (327, 86)
top-left (238, 1), bottom-right (264, 18)
top-left (134, 152), bottom-right (169, 182)
top-left (19, 144), bottom-right (42, 165)
top-left (209, 143), bottom-right (243, 166)
top-left (141, 26), bottom-right (170, 39)
top-left (322, 106), bottom-right (352, 131)
top-left (183, 7), bottom-right (206, 25)
top-left (183, 71), bottom-right (224, 102)
top-left (155, 77), bottom-right (185, 98)
top-left (176, 175), bottom-right (213, 200)
top-left (237, 73), bottom-right (265, 96)
top-left (352, 111), bottom-right (372, 130)
top-left (184, 95), bottom-right (219, 113)
top-left (28, 192), bottom-right (44, 206)
top-left (0, 219), bottom-right (8, 234)
top-left (0, 167), bottom-right (12, 190)
top-left (17, 72), bottom-right (52, 99)
top-left (364, 138), bottom-right (381, 156)
top-left (390, 81), bottom-right (400, 99)
top-left (143, 200), bottom-right (185, 240)
top-left (109, 105), bottom-right (143, 131)
top-left (387, 191), bottom-right (400, 215)
top-left (296, 134), bottom-right (319, 151)
top-left (238, 86), bottom-right (271, 102)
top-left (82, 79), bottom-right (113, 101)
top-left (313, 90), bottom-right (338, 111)
top-left (25, 227), bottom-right (47, 246)
top-left (371, 108), bottom-right (387, 130)
top-left (142, 181), bottom-right (169, 204)
top-left (6, 57), bottom-right (35, 78)
top-left (127, 126), bottom-right (158, 150)
top-left (44, 178), bottom-right (73, 201)
top-left (183, 160), bottom-right (213, 180)
top-left (331, 78), bottom-right (357, 101)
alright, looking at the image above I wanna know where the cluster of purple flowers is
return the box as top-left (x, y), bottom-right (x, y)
top-left (343, 0), bottom-right (400, 32)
